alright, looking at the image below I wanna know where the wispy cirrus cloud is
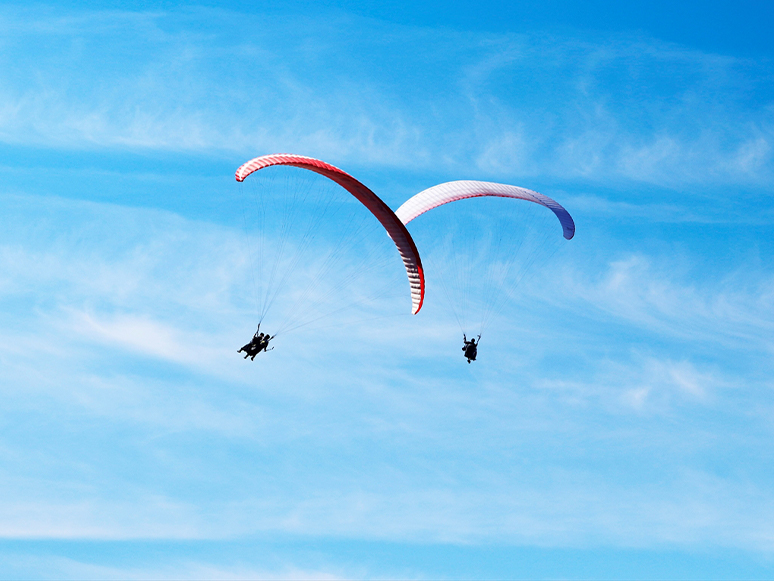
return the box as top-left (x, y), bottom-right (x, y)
top-left (0, 553), bottom-right (345, 581)
top-left (545, 253), bottom-right (774, 351)
top-left (536, 354), bottom-right (724, 414)
top-left (0, 191), bottom-right (773, 557)
top-left (3, 8), bottom-right (774, 577)
top-left (0, 6), bottom-right (772, 190)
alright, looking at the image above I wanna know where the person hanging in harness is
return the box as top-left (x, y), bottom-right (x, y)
top-left (238, 325), bottom-right (275, 360)
top-left (237, 327), bottom-right (262, 360)
top-left (462, 333), bottom-right (480, 364)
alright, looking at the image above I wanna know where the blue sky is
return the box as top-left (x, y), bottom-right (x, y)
top-left (1, 1), bottom-right (773, 579)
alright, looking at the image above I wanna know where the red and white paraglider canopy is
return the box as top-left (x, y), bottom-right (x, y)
top-left (236, 154), bottom-right (425, 314)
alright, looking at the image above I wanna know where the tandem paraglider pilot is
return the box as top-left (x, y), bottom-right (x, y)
top-left (238, 325), bottom-right (274, 360)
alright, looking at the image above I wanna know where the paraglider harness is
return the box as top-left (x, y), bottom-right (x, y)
top-left (238, 324), bottom-right (275, 360)
top-left (462, 333), bottom-right (480, 363)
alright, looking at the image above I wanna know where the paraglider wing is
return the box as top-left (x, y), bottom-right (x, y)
top-left (395, 180), bottom-right (575, 240)
top-left (236, 154), bottom-right (425, 314)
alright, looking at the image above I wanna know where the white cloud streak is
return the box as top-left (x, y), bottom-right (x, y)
top-left (555, 254), bottom-right (774, 350)
top-left (0, 6), bottom-right (771, 189)
top-left (0, 193), bottom-right (773, 554)
top-left (1, 4), bottom-right (774, 567)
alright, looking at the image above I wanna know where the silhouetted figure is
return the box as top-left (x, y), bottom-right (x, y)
top-left (238, 326), bottom-right (274, 361)
top-left (462, 333), bottom-right (480, 364)
top-left (255, 333), bottom-right (274, 356)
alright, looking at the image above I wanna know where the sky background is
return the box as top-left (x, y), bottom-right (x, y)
top-left (0, 1), bottom-right (773, 579)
